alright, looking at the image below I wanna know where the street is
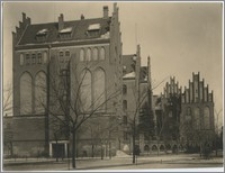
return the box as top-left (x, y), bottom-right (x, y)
top-left (3, 154), bottom-right (223, 171)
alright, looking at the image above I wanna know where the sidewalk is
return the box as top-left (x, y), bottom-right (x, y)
top-left (3, 153), bottom-right (223, 169)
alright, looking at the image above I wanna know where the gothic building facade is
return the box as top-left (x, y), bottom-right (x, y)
top-left (4, 4), bottom-right (153, 157)
top-left (4, 4), bottom-right (124, 157)
top-left (152, 72), bottom-right (215, 153)
top-left (180, 72), bottom-right (215, 149)
top-left (4, 4), bottom-right (215, 158)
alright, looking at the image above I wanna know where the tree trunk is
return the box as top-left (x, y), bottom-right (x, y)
top-left (91, 144), bottom-right (94, 158)
top-left (109, 141), bottom-right (111, 159)
top-left (72, 131), bottom-right (76, 169)
top-left (215, 136), bottom-right (218, 156)
top-left (101, 145), bottom-right (104, 160)
top-left (132, 130), bottom-right (136, 164)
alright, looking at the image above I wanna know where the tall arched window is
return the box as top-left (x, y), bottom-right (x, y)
top-left (194, 108), bottom-right (200, 129)
top-left (93, 68), bottom-right (106, 111)
top-left (187, 107), bottom-right (191, 116)
top-left (204, 107), bottom-right (210, 129)
top-left (185, 107), bottom-right (191, 121)
top-left (123, 100), bottom-right (127, 110)
top-left (92, 48), bottom-right (98, 61)
top-left (86, 48), bottom-right (91, 61)
top-left (20, 72), bottom-right (32, 115)
top-left (80, 70), bottom-right (92, 111)
top-left (123, 84), bottom-right (127, 94)
top-left (35, 71), bottom-right (47, 114)
top-left (99, 47), bottom-right (105, 60)
top-left (80, 49), bottom-right (84, 62)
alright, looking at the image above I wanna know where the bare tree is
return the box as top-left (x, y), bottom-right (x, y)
top-left (34, 56), bottom-right (120, 169)
top-left (124, 84), bottom-right (150, 164)
top-left (214, 108), bottom-right (222, 156)
top-left (3, 82), bottom-right (13, 116)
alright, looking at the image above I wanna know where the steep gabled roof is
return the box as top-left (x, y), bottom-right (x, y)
top-left (18, 17), bottom-right (111, 46)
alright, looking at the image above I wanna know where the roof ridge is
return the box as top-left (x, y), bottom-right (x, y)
top-left (30, 16), bottom-right (111, 26)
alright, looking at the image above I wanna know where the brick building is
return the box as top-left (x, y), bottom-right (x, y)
top-left (180, 72), bottom-right (215, 150)
top-left (121, 46), bottom-right (153, 154)
top-left (4, 4), bottom-right (124, 157)
top-left (153, 73), bottom-right (215, 153)
top-left (4, 4), bottom-right (153, 157)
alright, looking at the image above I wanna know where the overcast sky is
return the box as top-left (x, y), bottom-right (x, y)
top-left (2, 2), bottom-right (223, 127)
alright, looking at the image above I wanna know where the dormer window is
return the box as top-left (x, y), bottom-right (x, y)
top-left (37, 29), bottom-right (48, 36)
top-left (36, 29), bottom-right (48, 42)
top-left (88, 23), bottom-right (100, 30)
top-left (59, 27), bottom-right (72, 39)
top-left (88, 23), bottom-right (100, 37)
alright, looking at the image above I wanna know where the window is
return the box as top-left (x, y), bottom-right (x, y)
top-left (59, 51), bottom-right (64, 57)
top-left (194, 108), bottom-right (200, 129)
top-left (208, 94), bottom-right (212, 102)
top-left (204, 88), bottom-right (208, 102)
top-left (80, 70), bottom-right (92, 111)
top-left (93, 48), bottom-right (98, 61)
top-left (65, 51), bottom-right (70, 57)
top-left (86, 48), bottom-right (91, 61)
top-left (36, 28), bottom-right (48, 36)
top-left (43, 52), bottom-right (47, 63)
top-left (35, 72), bottom-right (47, 114)
top-left (186, 107), bottom-right (191, 121)
top-left (186, 90), bottom-right (189, 103)
top-left (20, 54), bottom-right (24, 65)
top-left (124, 132), bottom-right (128, 141)
top-left (26, 54), bottom-right (30, 65)
top-left (123, 116), bottom-right (127, 125)
top-left (36, 29), bottom-right (48, 42)
top-left (37, 53), bottom-right (42, 64)
top-left (169, 111), bottom-right (173, 118)
top-left (20, 72), bottom-right (32, 115)
top-left (182, 95), bottom-right (185, 103)
top-left (59, 27), bottom-right (72, 39)
top-left (123, 84), bottom-right (127, 94)
top-left (123, 100), bottom-right (127, 110)
top-left (80, 49), bottom-right (84, 62)
top-left (59, 51), bottom-right (64, 63)
top-left (93, 68), bottom-right (106, 111)
top-left (32, 54), bottom-right (36, 64)
top-left (187, 107), bottom-right (191, 116)
top-left (88, 24), bottom-right (100, 37)
top-left (100, 47), bottom-right (105, 60)
top-left (204, 107), bottom-right (210, 129)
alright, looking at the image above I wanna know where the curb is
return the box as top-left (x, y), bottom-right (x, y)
top-left (4, 161), bottom-right (68, 167)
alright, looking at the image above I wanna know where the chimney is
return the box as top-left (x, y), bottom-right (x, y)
top-left (81, 14), bottom-right (85, 20)
top-left (103, 6), bottom-right (108, 18)
top-left (58, 13), bottom-right (64, 31)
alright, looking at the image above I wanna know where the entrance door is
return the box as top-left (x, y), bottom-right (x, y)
top-left (52, 143), bottom-right (65, 158)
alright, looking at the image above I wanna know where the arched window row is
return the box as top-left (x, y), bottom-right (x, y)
top-left (80, 68), bottom-right (106, 112)
top-left (20, 71), bottom-right (47, 115)
top-left (59, 50), bottom-right (71, 63)
top-left (80, 47), bottom-right (106, 62)
top-left (20, 52), bottom-right (47, 66)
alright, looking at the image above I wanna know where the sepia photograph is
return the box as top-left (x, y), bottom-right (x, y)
top-left (1, 1), bottom-right (224, 172)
